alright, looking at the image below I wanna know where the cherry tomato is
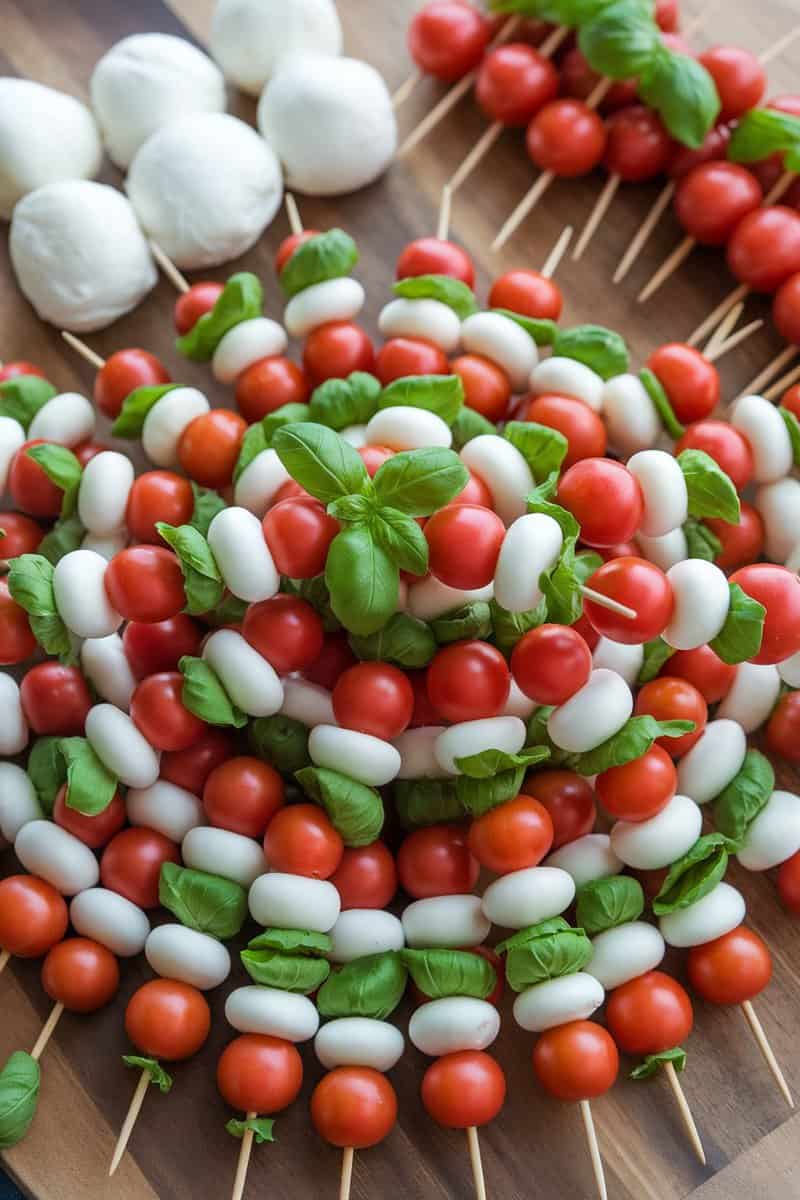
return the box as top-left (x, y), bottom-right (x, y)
top-left (304, 631), bottom-right (357, 691)
top-left (729, 564), bottom-right (800, 664)
top-left (303, 321), bottom-right (375, 386)
top-left (772, 272), bottom-right (800, 345)
top-left (329, 842), bottom-right (398, 909)
top-left (422, 1050), bottom-right (506, 1128)
top-left (605, 971), bottom-right (693, 1055)
top-left (173, 282), bottom-right (225, 335)
top-left (595, 744), bottom-right (676, 822)
top-left (558, 459), bottom-right (644, 547)
top-left (489, 269), bottom-right (562, 321)
top-left (408, 1), bottom-right (491, 82)
top-left (122, 614), bottom-right (202, 679)
top-left (524, 770), bottom-right (596, 849)
top-left (126, 978), bottom-right (211, 1060)
top-left (235, 357), bottom-right (310, 423)
top-left (687, 926), bottom-right (771, 1005)
top-left (72, 441), bottom-right (109, 468)
top-left (100, 827), bottom-right (180, 909)
top-left (217, 1034), bottom-right (303, 1114)
top-left (705, 502), bottom-right (764, 570)
top-left (766, 691), bottom-right (800, 765)
top-left (559, 47), bottom-right (637, 112)
top-left (533, 1021), bottom-right (619, 1101)
top-left (332, 661), bottom-right (415, 740)
top-left (647, 344), bottom-right (720, 423)
top-left (53, 784), bottom-right (126, 848)
top-left (126, 470), bottom-right (194, 544)
top-left (476, 43), bottom-right (559, 125)
top-left (0, 512), bottom-right (43, 559)
top-left (406, 667), bottom-right (442, 728)
top-left (263, 802), bottom-right (343, 878)
top-left (777, 851), bottom-right (800, 915)
top-left (453, 469), bottom-right (494, 509)
top-left (8, 439), bottom-right (64, 517)
top-left (583, 557), bottom-right (674, 645)
top-left (451, 354), bottom-right (512, 423)
top-left (94, 349), bottom-right (171, 420)
top-left (396, 238), bottom-right (475, 287)
top-left (698, 46), bottom-right (766, 120)
top-left (655, 0), bottom-right (679, 31)
top-left (358, 445), bottom-right (394, 477)
top-left (203, 756), bottom-right (284, 838)
top-left (263, 496), bottom-right (339, 579)
top-left (511, 624), bottom-right (592, 705)
top-left (177, 409), bottom-right (247, 489)
top-left (634, 676), bottom-right (707, 758)
top-left (0, 361), bottom-right (46, 381)
top-left (668, 122), bottom-right (732, 179)
top-left (41, 937), bottom-right (120, 1013)
top-left (524, 393), bottom-right (606, 466)
top-left (243, 595), bottom-right (324, 674)
top-left (727, 206), bottom-right (800, 292)
top-left (397, 824), bottom-right (479, 899)
top-left (375, 338), bottom-right (449, 386)
top-left (675, 162), bottom-right (762, 245)
top-left (311, 1067), bottom-right (397, 1149)
top-left (0, 579), bottom-right (37, 664)
top-left (526, 99), bottom-right (607, 176)
top-left (468, 794), bottom-right (553, 874)
top-left (604, 106), bottom-right (673, 182)
top-left (0, 876), bottom-right (68, 957)
top-left (104, 546), bottom-right (185, 623)
top-left (675, 420), bottom-right (753, 491)
top-left (424, 503), bottom-right (505, 590)
top-left (130, 671), bottom-right (206, 752)
top-left (427, 640), bottom-right (510, 722)
top-left (160, 727), bottom-right (236, 795)
top-left (663, 644), bottom-right (735, 705)
top-left (19, 662), bottom-right (91, 736)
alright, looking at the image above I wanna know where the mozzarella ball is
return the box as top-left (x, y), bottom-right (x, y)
top-left (28, 392), bottom-right (96, 446)
top-left (141, 386), bottom-right (210, 469)
top-left (182, 826), bottom-right (265, 889)
top-left (341, 424), bottom-right (367, 448)
top-left (15, 820), bottom-right (99, 895)
top-left (730, 394), bottom-right (793, 483)
top-left (82, 530), bottom-right (128, 561)
top-left (461, 312), bottom-right (537, 390)
top-left (258, 54), bottom-right (395, 196)
top-left (402, 895), bottom-right (490, 948)
top-left (127, 780), bottom-right (203, 843)
top-left (364, 406), bottom-right (452, 452)
top-left (0, 763), bottom-right (41, 841)
top-left (80, 634), bottom-right (137, 711)
top-left (0, 675), bottom-right (28, 756)
top-left (611, 793), bottom-right (702, 870)
top-left (233, 447), bottom-right (291, 517)
top-left (10, 181), bottom-right (156, 330)
top-left (285, 278), bottom-right (366, 339)
top-left (756, 478), bottom-right (800, 563)
top-left (249, 872), bottom-right (340, 932)
top-left (545, 835), bottom-right (622, 887)
top-left (659, 881), bottom-right (745, 948)
top-left (434, 717), bottom-right (526, 776)
top-left (407, 575), bottom-right (494, 621)
top-left (482, 866), bottom-right (575, 930)
top-left (737, 790), bottom-right (800, 871)
top-left (676, 719), bottom-right (747, 805)
top-left (513, 973), bottom-right (605, 1033)
top-left (591, 637), bottom-right (643, 687)
top-left (627, 450), bottom-right (688, 537)
top-left (315, 1018), bottom-right (404, 1072)
top-left (280, 678), bottom-right (336, 728)
top-left (494, 513), bottom-right (563, 612)
top-left (602, 374), bottom-right (661, 456)
top-left (410, 997), bottom-right (500, 1056)
top-left (212, 318), bottom-right (288, 384)
top-left (378, 297), bottom-right (461, 354)
top-left (636, 526), bottom-right (688, 571)
top-left (127, 113), bottom-right (282, 268)
top-left (53, 549), bottom-right (122, 640)
top-left (328, 910), bottom-right (405, 964)
top-left (225, 986), bottom-right (319, 1042)
top-left (70, 888), bottom-right (150, 957)
top-left (717, 663), bottom-right (781, 732)
top-left (145, 924), bottom-right (231, 989)
top-left (0, 417), bottom-right (25, 493)
top-left (0, 79), bottom-right (101, 221)
top-left (663, 559), bottom-right (729, 650)
top-left (460, 435), bottom-right (534, 526)
top-left (85, 704), bottom-right (160, 789)
top-left (308, 725), bottom-right (400, 787)
top-left (503, 678), bottom-right (537, 719)
top-left (207, 507), bottom-right (279, 603)
top-left (394, 726), bottom-right (449, 780)
top-left (529, 357), bottom-right (604, 412)
top-left (203, 629), bottom-right (284, 718)
top-left (547, 669), bottom-right (633, 753)
top-left (211, 0), bottom-right (342, 96)
top-left (91, 34), bottom-right (226, 169)
top-left (779, 651), bottom-right (800, 689)
top-left (586, 921), bottom-right (665, 990)
top-left (77, 451), bottom-right (134, 536)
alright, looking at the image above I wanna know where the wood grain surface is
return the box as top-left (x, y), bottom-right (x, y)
top-left (2, 1), bottom-right (800, 1197)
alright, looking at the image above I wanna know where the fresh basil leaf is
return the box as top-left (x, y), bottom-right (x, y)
top-left (190, 485), bottom-right (227, 537)
top-left (7, 554), bottom-right (70, 658)
top-left (497, 916), bottom-right (569, 955)
top-left (456, 765), bottom-right (528, 816)
top-left (393, 274), bottom-right (478, 319)
top-left (504, 420), bottom-right (567, 482)
top-left (502, 920), bottom-right (593, 992)
top-left (455, 745), bottom-right (550, 779)
top-left (262, 403), bottom-right (311, 444)
top-left (233, 424), bottom-right (268, 485)
top-left (526, 706), bottom-right (556, 748)
top-left (378, 375), bottom-right (464, 427)
top-left (640, 367), bottom-right (685, 438)
top-left (272, 422), bottom-right (370, 504)
top-left (540, 546), bottom-right (583, 626)
top-left (202, 593), bottom-right (248, 628)
top-left (574, 550), bottom-right (603, 584)
top-left (179, 656), bottom-right (247, 728)
top-left (638, 45), bottom-right (720, 147)
top-left (394, 778), bottom-right (464, 828)
top-left (451, 406), bottom-right (497, 449)
top-left (246, 928), bottom-right (332, 955)
top-left (710, 582), bottom-right (765, 665)
top-left (37, 514), bottom-right (85, 565)
top-left (111, 383), bottom-right (179, 438)
top-left (279, 229), bottom-right (359, 298)
top-left (552, 325), bottom-right (629, 379)
top-left (637, 638), bottom-right (675, 684)
top-left (156, 522), bottom-right (221, 616)
top-left (226, 1116), bottom-right (275, 1144)
top-left (431, 601), bottom-right (493, 646)
top-left (576, 876), bottom-right (644, 936)
top-left (317, 951), bottom-right (407, 1020)
top-left (122, 1056), bottom-right (173, 1093)
top-left (176, 273), bottom-right (263, 361)
top-left (678, 449), bottom-right (740, 525)
top-left (283, 575), bottom-right (342, 633)
top-left (27, 737), bottom-right (67, 815)
top-left (567, 716), bottom-right (694, 776)
top-left (0, 1051), bottom-right (40, 1148)
top-left (780, 406), bottom-right (800, 467)
top-left (249, 714), bottom-right (311, 773)
top-left (325, 525), bottom-right (399, 637)
top-left (0, 376), bottom-right (56, 430)
top-left (727, 107), bottom-right (800, 165)
top-left (713, 750), bottom-right (774, 846)
top-left (59, 737), bottom-right (117, 816)
top-left (400, 948), bottom-right (496, 1000)
top-left (241, 948), bottom-right (330, 993)
top-left (349, 612), bottom-right (436, 667)
top-left (371, 507), bottom-right (429, 575)
top-left (26, 444), bottom-right (81, 518)
top-left (630, 1047), bottom-right (687, 1080)
top-left (372, 447), bottom-right (469, 516)
top-left (490, 597), bottom-right (548, 656)
top-left (683, 517), bottom-right (723, 563)
top-left (652, 833), bottom-right (734, 916)
top-left (526, 484), bottom-right (580, 541)
top-left (490, 309), bottom-right (557, 346)
top-left (159, 862), bottom-right (247, 939)
top-left (295, 765), bottom-right (384, 846)
top-left (309, 372), bottom-right (381, 431)
top-left (327, 494), bottom-right (377, 523)
top-left (579, 0), bottom-right (660, 79)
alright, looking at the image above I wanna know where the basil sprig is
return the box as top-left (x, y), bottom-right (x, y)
top-left (780, 406), bottom-right (800, 467)
top-left (498, 917), bottom-right (592, 992)
top-left (26, 444), bottom-right (82, 518)
top-left (27, 737), bottom-right (67, 815)
top-left (565, 716), bottom-right (694, 777)
top-left (552, 324), bottom-right (629, 379)
top-left (683, 518), bottom-right (723, 563)
top-left (576, 876), bottom-right (645, 936)
top-left (295, 766), bottom-right (384, 845)
top-left (159, 863), bottom-right (248, 940)
top-left (349, 612), bottom-right (436, 667)
top-left (241, 947), bottom-right (330, 993)
top-left (226, 1116), bottom-right (275, 1143)
top-left (112, 383), bottom-right (179, 439)
top-left (309, 372), bottom-right (381, 431)
top-left (401, 948), bottom-right (496, 1000)
top-left (0, 375), bottom-right (56, 429)
top-left (122, 1056), bottom-right (173, 1092)
top-left (394, 778), bottom-right (464, 828)
top-left (177, 272), bottom-right (263, 360)
top-left (37, 514), bottom-right (85, 565)
top-left (249, 714), bottom-right (311, 774)
top-left (652, 833), bottom-right (735, 916)
top-left (317, 951), bottom-right (407, 1020)
top-left (631, 1047), bottom-right (687, 1080)
top-left (393, 274), bottom-right (478, 319)
top-left (728, 108), bottom-right (800, 174)
top-left (157, 522), bottom-right (221, 615)
top-left (272, 422), bottom-right (370, 503)
top-left (378, 375), bottom-right (464, 426)
top-left (638, 46), bottom-right (720, 148)
top-left (713, 750), bottom-right (774, 846)
top-left (279, 229), bottom-right (359, 297)
top-left (59, 737), bottom-right (118, 816)
top-left (371, 445), bottom-right (469, 516)
top-left (504, 420), bottom-right (567, 481)
top-left (7, 553), bottom-right (73, 659)
top-left (678, 449), bottom-right (740, 525)
top-left (179, 656), bottom-right (247, 728)
top-left (579, 0), bottom-right (660, 79)
top-left (710, 583), bottom-right (765, 665)
top-left (0, 1051), bottom-right (40, 1148)
top-left (637, 638), bottom-right (675, 684)
top-left (640, 367), bottom-right (685, 439)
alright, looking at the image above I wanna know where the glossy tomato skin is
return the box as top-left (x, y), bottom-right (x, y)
top-left (451, 354), bottom-right (512, 423)
top-left (772, 272), bottom-right (800, 345)
top-left (729, 564), bottom-right (800, 664)
top-left (583, 557), bottom-right (674, 645)
top-left (425, 504), bottom-right (505, 590)
top-left (161, 727), bottom-right (236, 795)
top-left (605, 971), bottom-right (693, 1055)
top-left (558, 459), bottom-right (644, 548)
top-left (42, 937), bottom-right (120, 1012)
top-left (130, 671), bottom-right (207, 752)
top-left (303, 321), bottom-right (375, 387)
top-left (122, 614), bottom-right (203, 679)
top-left (126, 470), bottom-right (194, 544)
top-left (488, 270), bottom-right (562, 320)
top-left (397, 824), bottom-right (479, 899)
top-left (533, 1021), bottom-right (618, 1101)
top-left (236, 357), bottom-right (310, 423)
top-left (263, 803), bottom-right (343, 878)
top-left (782, 382), bottom-right (800, 418)
top-left (408, 1), bottom-right (491, 81)
top-left (8, 440), bottom-right (64, 517)
top-left (647, 344), bottom-right (720, 424)
top-left (524, 394), bottom-right (606, 466)
top-left (655, 0), bottom-right (679, 29)
top-left (94, 349), bottom-right (171, 420)
top-left (687, 927), bottom-right (771, 1005)
top-left (243, 595), bottom-right (324, 674)
top-left (706, 502), bottom-right (764, 570)
top-left (524, 770), bottom-right (596, 849)
top-left (635, 677), bottom-right (707, 758)
top-left (777, 851), bottom-right (800, 915)
top-left (311, 1067), bottom-right (398, 1149)
top-left (332, 662), bottom-right (414, 740)
top-left (19, 663), bottom-right (91, 734)
top-left (698, 46), bottom-right (766, 120)
top-left (674, 162), bottom-right (762, 245)
top-left (358, 445), bottom-right (394, 477)
top-left (595, 745), bottom-right (676, 822)
top-left (263, 497), bottom-right (339, 579)
top-left (766, 692), bottom-right (800, 765)
top-left (604, 106), bottom-right (673, 182)
top-left (54, 785), bottom-right (126, 848)
top-left (453, 469), bottom-right (494, 509)
top-left (100, 828), bottom-right (180, 909)
top-left (511, 624), bottom-right (592, 705)
top-left (476, 43), bottom-right (559, 125)
top-left (0, 361), bottom-right (45, 381)
top-left (526, 99), bottom-right (607, 176)
top-left (217, 1034), bottom-right (303, 1113)
top-left (468, 795), bottom-right (553, 874)
top-left (173, 282), bottom-right (225, 335)
top-left (126, 978), bottom-right (211, 1059)
top-left (559, 47), bottom-right (637, 112)
top-left (675, 420), bottom-right (753, 491)
top-left (0, 512), bottom-right (43, 559)
top-left (203, 756), bottom-right (284, 838)
top-left (374, 338), bottom-right (449, 386)
top-left (421, 1050), bottom-right (506, 1128)
top-left (407, 668), bottom-right (442, 728)
top-left (105, 546), bottom-right (185, 624)
top-left (668, 122), bottom-right (731, 179)
top-left (303, 631), bottom-right (357, 691)
top-left (396, 238), bottom-right (475, 287)
top-left (0, 876), bottom-right (68, 957)
top-left (329, 842), bottom-right (398, 909)
top-left (178, 409), bottom-right (247, 489)
top-left (427, 640), bottom-right (510, 722)
top-left (664, 644), bottom-right (735, 704)
top-left (726, 206), bottom-right (800, 292)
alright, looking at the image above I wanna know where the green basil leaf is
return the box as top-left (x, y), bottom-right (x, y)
top-left (58, 737), bottom-right (118, 816)
top-left (401, 948), bottom-right (496, 1000)
top-left (566, 716), bottom-right (694, 776)
top-left (283, 575), bottom-right (342, 633)
top-left (430, 601), bottom-right (493, 646)
top-left (226, 1116), bottom-right (275, 1144)
top-left (176, 273), bottom-right (263, 361)
top-left (0, 1051), bottom-right (40, 1148)
top-left (780, 406), bottom-right (800, 468)
top-left (504, 420), bottom-right (567, 481)
top-left (713, 750), bottom-right (774, 846)
top-left (490, 309), bottom-right (557, 346)
top-left (325, 525), bottom-right (399, 637)
top-left (159, 862), bottom-right (247, 939)
top-left (526, 706), bottom-right (556, 749)
top-left (309, 373), bottom-right (381, 431)
top-left (327, 494), bottom-right (377, 523)
top-left (156, 523), bottom-right (221, 616)
top-left (0, 376), bottom-right (56, 430)
top-left (710, 582), bottom-right (766, 665)
top-left (526, 482), bottom-right (580, 542)
top-left (497, 916), bottom-right (569, 955)
top-left (575, 550), bottom-right (603, 585)
top-left (576, 876), bottom-right (644, 936)
top-left (27, 737), bottom-right (67, 815)
top-left (349, 612), bottom-right (436, 667)
top-left (111, 383), bottom-right (179, 438)
top-left (372, 447), bottom-right (469, 516)
top-left (630, 1047), bottom-right (687, 1080)
top-left (455, 745), bottom-right (550, 779)
top-left (179, 656), bottom-right (247, 728)
top-left (378, 375), bottom-right (464, 427)
top-left (678, 449), bottom-right (740, 525)
top-left (394, 778), bottom-right (464, 828)
top-left (451, 406), bottom-right (497, 450)
top-left (456, 765), bottom-right (528, 816)
top-left (371, 507), bottom-right (429, 575)
top-left (683, 517), bottom-right (723, 563)
top-left (25, 444), bottom-right (82, 518)
top-left (272, 422), bottom-right (370, 504)
top-left (317, 951), bottom-right (407, 1020)
top-left (190, 485), bottom-right (227, 538)
top-left (32, 612), bottom-right (75, 661)
top-left (37, 514), bottom-right (85, 565)
top-left (552, 325), bottom-right (629, 379)
top-left (503, 921), bottom-right (593, 992)
top-left (393, 274), bottom-right (478, 319)
top-left (279, 229), bottom-right (359, 297)
top-left (637, 638), bottom-right (675, 685)
top-left (652, 833), bottom-right (734, 916)
top-left (540, 545), bottom-right (583, 626)
top-left (246, 928), bottom-right (332, 956)
top-left (638, 45), bottom-right (720, 147)
top-left (490, 597), bottom-right (548, 656)
top-left (202, 593), bottom-right (248, 629)
top-left (122, 1056), bottom-right (173, 1093)
top-left (727, 107), bottom-right (800, 165)
top-left (8, 554), bottom-right (67, 651)
top-left (241, 948), bottom-right (330, 993)
top-left (295, 766), bottom-right (384, 846)
top-left (249, 714), bottom-right (311, 773)
top-left (640, 367), bottom-right (685, 438)
top-left (233, 424), bottom-right (268, 485)
top-left (262, 403), bottom-right (311, 445)
top-left (579, 0), bottom-right (660, 79)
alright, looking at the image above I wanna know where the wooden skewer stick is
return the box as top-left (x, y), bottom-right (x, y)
top-left (613, 180), bottom-right (675, 284)
top-left (580, 585), bottom-right (637, 620)
top-left (758, 24), bottom-right (800, 66)
top-left (231, 1110), bottom-right (257, 1200)
top-left (30, 1001), bottom-right (64, 1061)
top-left (61, 331), bottom-right (105, 371)
top-left (109, 1068), bottom-right (151, 1177)
top-left (764, 358), bottom-right (800, 402)
top-left (738, 343), bottom-right (798, 399)
top-left (741, 999), bottom-right (794, 1110)
top-left (572, 173), bottom-right (621, 262)
top-left (705, 317), bottom-right (764, 364)
top-left (703, 301), bottom-right (745, 358)
top-left (687, 283), bottom-right (750, 348)
top-left (285, 192), bottom-right (303, 237)
top-left (149, 240), bottom-right (189, 295)
top-left (339, 1147), bottom-right (354, 1200)
top-left (579, 1100), bottom-right (608, 1200)
top-left (663, 1060), bottom-right (705, 1165)
top-left (392, 69), bottom-right (422, 110)
top-left (437, 184), bottom-right (452, 242)
top-left (637, 233), bottom-right (696, 303)
top-left (0, 949), bottom-right (10, 976)
top-left (466, 1126), bottom-right (487, 1200)
top-left (541, 225), bottom-right (574, 279)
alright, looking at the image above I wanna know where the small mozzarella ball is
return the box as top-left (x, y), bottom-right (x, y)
top-left (394, 726), bottom-right (449, 779)
top-left (407, 575), bottom-right (494, 621)
top-left (53, 549), bottom-right (122, 639)
top-left (308, 725), bottom-right (400, 786)
top-left (212, 318), bottom-right (288, 384)
top-left (378, 297), bottom-right (461, 354)
top-left (128, 113), bottom-right (282, 269)
top-left (80, 634), bottom-right (137, 711)
top-left (29, 392), bottom-right (96, 446)
top-left (91, 34), bottom-right (226, 169)
top-left (249, 872), bottom-right (340, 932)
top-left (461, 312), bottom-right (537, 391)
top-left (663, 559), bottom-right (729, 650)
top-left (280, 678), bottom-right (335, 728)
top-left (340, 425), bottom-right (367, 448)
top-left (627, 450), bottom-right (688, 537)
top-left (402, 895), bottom-right (490, 949)
top-left (233, 447), bottom-right (291, 517)
top-left (482, 866), bottom-right (575, 930)
top-left (15, 820), bottom-right (99, 895)
top-left (85, 704), bottom-right (160, 789)
top-left (503, 678), bottom-right (537, 719)
top-left (592, 638), bottom-right (643, 687)
top-left (677, 719), bottom-right (746, 805)
top-left (77, 451), bottom-right (134, 536)
top-left (127, 780), bottom-right (203, 843)
top-left (586, 922), bottom-right (665, 990)
top-left (10, 181), bottom-right (156, 331)
top-left (0, 675), bottom-right (28, 756)
top-left (0, 417), bottom-right (25, 491)
top-left (779, 651), bottom-right (800, 689)
top-left (460, 435), bottom-right (534, 526)
top-left (211, 0), bottom-right (342, 96)
top-left (529, 357), bottom-right (604, 413)
top-left (364, 406), bottom-right (452, 452)
top-left (513, 973), bottom-right (605, 1033)
top-left (737, 790), bottom-right (800, 871)
top-left (756, 477), bottom-right (800, 563)
top-left (434, 717), bottom-right (526, 776)
top-left (730, 394), bottom-right (793, 484)
top-left (717, 663), bottom-right (781, 732)
top-left (328, 910), bottom-right (405, 964)
top-left (544, 834), bottom-right (622, 887)
top-left (547, 669), bottom-right (632, 754)
top-left (225, 986), bottom-right (319, 1042)
top-left (182, 826), bottom-right (265, 889)
top-left (69, 888), bottom-right (150, 957)
top-left (145, 924), bottom-right (231, 989)
top-left (207, 507), bottom-right (279, 603)
top-left (0, 763), bottom-right (41, 841)
top-left (285, 277), bottom-right (365, 339)
top-left (494, 513), bottom-right (563, 613)
top-left (636, 526), bottom-right (688, 571)
top-left (315, 1018), bottom-right (404, 1072)
top-left (611, 793), bottom-right (702, 870)
top-left (82, 530), bottom-right (128, 560)
top-left (409, 997), bottom-right (500, 1056)
top-left (141, 386), bottom-right (210, 468)
top-left (660, 881), bottom-right (745, 948)
top-left (602, 374), bottom-right (661, 456)
top-left (203, 629), bottom-right (283, 718)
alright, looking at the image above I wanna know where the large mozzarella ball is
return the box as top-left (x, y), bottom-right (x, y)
top-left (10, 181), bottom-right (156, 330)
top-left (210, 0), bottom-right (342, 96)
top-left (0, 79), bottom-right (101, 221)
top-left (258, 54), bottom-right (396, 196)
top-left (127, 113), bottom-right (282, 268)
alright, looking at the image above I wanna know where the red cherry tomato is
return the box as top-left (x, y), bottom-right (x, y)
top-left (94, 350), bottom-right (171, 420)
top-left (19, 662), bottom-right (91, 735)
top-left (173, 282), bottom-right (225, 335)
top-left (72, 441), bottom-right (110, 467)
top-left (203, 756), bottom-right (284, 838)
top-left (729, 564), bottom-right (800, 664)
top-left (526, 99), bottom-right (607, 176)
top-left (655, 0), bottom-right (679, 31)
top-left (533, 1021), bottom-right (619, 1101)
top-left (489, 270), bottom-right (562, 321)
top-left (397, 824), bottom-right (479, 899)
top-left (406, 668), bottom-right (442, 728)
top-left (675, 420), bottom-right (753, 491)
top-left (303, 322), bottom-right (375, 387)
top-left (422, 1050), bottom-right (506, 1128)
top-left (126, 978), bottom-right (211, 1060)
top-left (396, 237), bottom-right (475, 287)
top-left (606, 971), bottom-right (693, 1055)
top-left (698, 46), bottom-right (766, 120)
top-left (0, 512), bottom-right (43, 559)
top-left (160, 727), bottom-right (236, 795)
top-left (727, 206), bottom-right (800, 292)
top-left (687, 926), bottom-right (771, 1005)
top-left (468, 794), bottom-right (553, 874)
top-left (332, 661), bottom-right (415, 740)
top-left (705, 502), bottom-right (764, 570)
top-left (105, 545), bottom-right (185, 623)
top-left (122, 613), bottom-right (203, 679)
top-left (668, 122), bottom-right (732, 179)
top-left (427, 640), bottom-right (510, 722)
top-left (130, 671), bottom-right (207, 752)
top-left (524, 394), bottom-right (606, 467)
top-left (647, 344), bottom-right (720, 423)
top-left (41, 938), bottom-right (120, 1013)
top-left (604, 106), bottom-right (673, 182)
top-left (476, 43), bottom-right (559, 125)
top-left (235, 357), bottom-right (310, 423)
top-left (635, 677), bottom-right (707, 758)
top-left (0, 361), bottom-right (46, 381)
top-left (766, 691), bottom-right (800, 765)
top-left (425, 503), bottom-right (505, 590)
top-left (0, 876), bottom-right (68, 957)
top-left (304, 632), bottom-right (357, 691)
top-left (358, 445), bottom-right (394, 476)
top-left (674, 162), bottom-right (763, 245)
top-left (311, 1067), bottom-right (398, 1149)
top-left (511, 624), bottom-right (592, 705)
top-left (524, 770), bottom-right (596, 849)
top-left (772, 272), bottom-right (800, 345)
top-left (664, 644), bottom-right (735, 704)
top-left (559, 47), bottom-right (637, 112)
top-left (100, 827), bottom-right (180, 909)
top-left (329, 842), bottom-right (398, 910)
top-left (595, 744), bottom-right (676, 823)
top-left (8, 440), bottom-right (64, 517)
top-left (408, 1), bottom-right (491, 81)
top-left (558, 459), bottom-right (644, 547)
top-left (451, 354), bottom-right (512, 423)
top-left (54, 785), bottom-right (126, 848)
top-left (243, 595), bottom-right (324, 674)
top-left (0, 580), bottom-right (37, 665)
top-left (126, 470), bottom-right (194, 544)
top-left (263, 802), bottom-right (343, 878)
top-left (217, 1034), bottom-right (303, 1114)
top-left (777, 851), bottom-right (800, 914)
top-left (177, 409), bottom-right (247, 489)
top-left (275, 230), bottom-right (320, 275)
top-left (263, 496), bottom-right (339, 579)
top-left (453, 469), bottom-right (494, 509)
top-left (375, 338), bottom-right (449, 386)
top-left (583, 557), bottom-right (674, 645)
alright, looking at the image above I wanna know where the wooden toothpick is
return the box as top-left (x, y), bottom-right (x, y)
top-left (705, 317), bottom-right (764, 364)
top-left (741, 999), bottom-right (794, 1110)
top-left (61, 331), bottom-right (106, 371)
top-left (579, 1100), bottom-right (608, 1200)
top-left (738, 344), bottom-right (798, 399)
top-left (392, 69), bottom-right (422, 110)
top-left (613, 180), bottom-right (676, 284)
top-left (663, 1060), bottom-right (706, 1165)
top-left (572, 174), bottom-right (621, 262)
top-left (758, 24), bottom-right (800, 66)
top-left (149, 240), bottom-right (190, 295)
top-left (437, 184), bottom-right (452, 243)
top-left (580, 586), bottom-right (637, 619)
top-left (467, 1126), bottom-right (487, 1200)
top-left (285, 193), bottom-right (303, 237)
top-left (637, 234), bottom-right (696, 303)
top-left (688, 283), bottom-right (750, 347)
top-left (0, 949), bottom-right (10, 976)
top-left (541, 225), bottom-right (574, 279)
top-left (30, 1001), bottom-right (64, 1061)
top-left (703, 301), bottom-right (746, 358)
top-left (764, 359), bottom-right (800, 402)
top-left (231, 1110), bottom-right (257, 1200)
top-left (339, 1147), bottom-right (354, 1200)
top-left (109, 1068), bottom-right (151, 1176)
